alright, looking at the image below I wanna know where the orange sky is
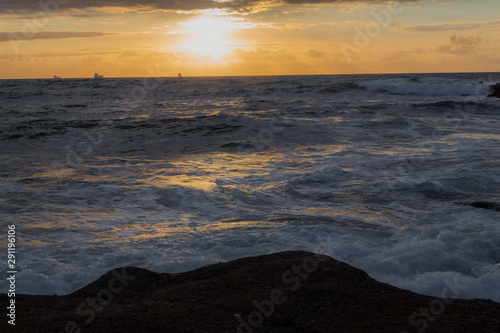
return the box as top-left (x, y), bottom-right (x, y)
top-left (1, 0), bottom-right (499, 78)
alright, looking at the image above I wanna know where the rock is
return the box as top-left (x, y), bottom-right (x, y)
top-left (1, 251), bottom-right (499, 333)
top-left (463, 200), bottom-right (500, 211)
top-left (487, 83), bottom-right (500, 98)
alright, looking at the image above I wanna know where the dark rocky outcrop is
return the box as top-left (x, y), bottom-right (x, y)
top-left (1, 251), bottom-right (499, 333)
top-left (459, 200), bottom-right (500, 211)
top-left (487, 83), bottom-right (500, 98)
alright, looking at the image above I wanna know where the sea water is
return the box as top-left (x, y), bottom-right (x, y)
top-left (1, 73), bottom-right (499, 302)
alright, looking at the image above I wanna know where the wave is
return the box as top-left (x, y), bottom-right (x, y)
top-left (412, 100), bottom-right (492, 111)
top-left (354, 76), bottom-right (490, 97)
top-left (318, 82), bottom-right (364, 94)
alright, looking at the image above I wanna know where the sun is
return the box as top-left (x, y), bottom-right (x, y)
top-left (179, 14), bottom-right (236, 61)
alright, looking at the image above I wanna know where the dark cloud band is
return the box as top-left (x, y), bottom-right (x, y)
top-left (0, 0), bottom-right (424, 15)
top-left (1, 0), bottom-right (216, 14)
top-left (0, 31), bottom-right (112, 43)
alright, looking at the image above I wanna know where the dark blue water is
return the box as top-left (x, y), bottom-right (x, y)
top-left (1, 73), bottom-right (499, 301)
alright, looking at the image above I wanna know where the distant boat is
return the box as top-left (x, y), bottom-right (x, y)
top-left (178, 73), bottom-right (182, 78)
top-left (53, 75), bottom-right (61, 79)
top-left (94, 73), bottom-right (104, 79)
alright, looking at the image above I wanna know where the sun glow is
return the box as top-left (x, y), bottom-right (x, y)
top-left (179, 14), bottom-right (236, 61)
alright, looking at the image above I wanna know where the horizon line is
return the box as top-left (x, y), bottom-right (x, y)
top-left (1, 71), bottom-right (500, 80)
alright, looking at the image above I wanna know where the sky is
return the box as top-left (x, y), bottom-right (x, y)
top-left (0, 0), bottom-right (499, 78)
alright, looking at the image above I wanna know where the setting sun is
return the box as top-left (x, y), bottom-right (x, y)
top-left (0, 1), bottom-right (499, 77)
top-left (178, 14), bottom-right (236, 61)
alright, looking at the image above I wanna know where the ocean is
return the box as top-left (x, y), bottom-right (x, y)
top-left (1, 73), bottom-right (499, 302)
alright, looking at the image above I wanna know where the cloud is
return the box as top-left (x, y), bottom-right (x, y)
top-left (0, 31), bottom-right (113, 43)
top-left (0, 0), bottom-right (430, 15)
top-left (282, 0), bottom-right (420, 3)
top-left (119, 50), bottom-right (140, 58)
top-left (0, 1), bottom-right (235, 14)
top-left (447, 35), bottom-right (482, 46)
top-left (435, 34), bottom-right (483, 54)
top-left (399, 20), bottom-right (500, 32)
top-left (308, 49), bottom-right (326, 58)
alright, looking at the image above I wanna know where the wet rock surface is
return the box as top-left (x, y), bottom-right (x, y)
top-left (460, 200), bottom-right (500, 211)
top-left (488, 83), bottom-right (500, 98)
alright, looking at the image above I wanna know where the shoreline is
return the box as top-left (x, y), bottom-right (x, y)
top-left (1, 251), bottom-right (499, 332)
